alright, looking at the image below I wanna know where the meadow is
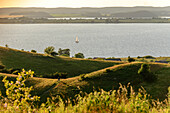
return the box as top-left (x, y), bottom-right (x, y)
top-left (0, 46), bottom-right (169, 112)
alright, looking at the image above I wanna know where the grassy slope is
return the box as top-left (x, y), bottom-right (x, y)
top-left (0, 62), bottom-right (169, 103)
top-left (0, 47), bottom-right (122, 77)
top-left (47, 62), bottom-right (170, 101)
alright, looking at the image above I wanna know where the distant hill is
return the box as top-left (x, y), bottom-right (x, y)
top-left (0, 7), bottom-right (170, 18)
top-left (113, 10), bottom-right (157, 18)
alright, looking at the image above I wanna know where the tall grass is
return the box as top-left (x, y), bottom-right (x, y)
top-left (0, 70), bottom-right (169, 113)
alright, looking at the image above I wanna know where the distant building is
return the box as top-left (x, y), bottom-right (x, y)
top-left (155, 60), bottom-right (168, 64)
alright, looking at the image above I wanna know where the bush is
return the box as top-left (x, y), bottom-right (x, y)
top-left (51, 51), bottom-right (58, 56)
top-left (74, 53), bottom-right (84, 58)
top-left (128, 56), bottom-right (135, 62)
top-left (106, 69), bottom-right (113, 73)
top-left (138, 63), bottom-right (157, 82)
top-left (31, 50), bottom-right (37, 53)
top-left (44, 46), bottom-right (55, 55)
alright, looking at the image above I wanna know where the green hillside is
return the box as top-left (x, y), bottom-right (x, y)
top-left (1, 62), bottom-right (169, 103)
top-left (0, 47), bottom-right (122, 78)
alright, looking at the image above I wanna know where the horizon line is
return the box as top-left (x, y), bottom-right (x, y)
top-left (0, 6), bottom-right (170, 9)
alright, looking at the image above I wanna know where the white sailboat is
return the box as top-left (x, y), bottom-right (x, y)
top-left (75, 36), bottom-right (79, 43)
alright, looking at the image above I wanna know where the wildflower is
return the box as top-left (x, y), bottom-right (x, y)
top-left (16, 81), bottom-right (20, 84)
top-left (19, 76), bottom-right (22, 79)
top-left (4, 103), bottom-right (7, 108)
top-left (28, 94), bottom-right (31, 98)
top-left (16, 106), bottom-right (19, 109)
top-left (19, 88), bottom-right (21, 90)
top-left (15, 90), bottom-right (17, 92)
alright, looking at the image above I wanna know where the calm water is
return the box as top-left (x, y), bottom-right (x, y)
top-left (0, 24), bottom-right (170, 58)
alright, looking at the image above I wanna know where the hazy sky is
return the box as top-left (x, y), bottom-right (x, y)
top-left (0, 0), bottom-right (170, 8)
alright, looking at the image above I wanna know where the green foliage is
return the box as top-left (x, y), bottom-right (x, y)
top-left (79, 74), bottom-right (86, 81)
top-left (58, 48), bottom-right (70, 56)
top-left (0, 70), bottom-right (40, 111)
top-left (74, 53), bottom-right (85, 58)
top-left (128, 56), bottom-right (135, 62)
top-left (44, 72), bottom-right (67, 79)
top-left (5, 44), bottom-right (8, 48)
top-left (138, 63), bottom-right (157, 82)
top-left (44, 46), bottom-right (55, 55)
top-left (106, 69), bottom-right (113, 73)
top-left (0, 81), bottom-right (169, 112)
top-left (51, 51), bottom-right (58, 56)
top-left (31, 50), bottom-right (36, 53)
top-left (143, 55), bottom-right (155, 59)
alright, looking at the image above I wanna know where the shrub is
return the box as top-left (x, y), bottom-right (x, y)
top-left (44, 46), bottom-right (55, 55)
top-left (74, 53), bottom-right (85, 58)
top-left (31, 50), bottom-right (37, 53)
top-left (128, 56), bottom-right (135, 62)
top-left (106, 69), bottom-right (113, 73)
top-left (138, 63), bottom-right (157, 82)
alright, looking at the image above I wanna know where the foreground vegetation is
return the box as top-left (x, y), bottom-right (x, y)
top-left (0, 71), bottom-right (169, 112)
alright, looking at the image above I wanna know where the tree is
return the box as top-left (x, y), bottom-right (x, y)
top-left (74, 53), bottom-right (85, 58)
top-left (128, 56), bottom-right (135, 62)
top-left (58, 48), bottom-right (70, 56)
top-left (44, 46), bottom-right (55, 55)
top-left (31, 50), bottom-right (36, 53)
top-left (51, 51), bottom-right (58, 56)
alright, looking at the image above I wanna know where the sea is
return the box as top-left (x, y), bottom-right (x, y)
top-left (0, 23), bottom-right (170, 58)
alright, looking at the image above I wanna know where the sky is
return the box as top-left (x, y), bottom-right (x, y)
top-left (0, 0), bottom-right (170, 8)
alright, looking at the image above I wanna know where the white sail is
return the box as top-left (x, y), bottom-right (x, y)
top-left (75, 36), bottom-right (79, 43)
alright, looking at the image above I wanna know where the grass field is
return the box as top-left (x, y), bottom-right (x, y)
top-left (0, 46), bottom-right (122, 78)
top-left (0, 62), bottom-right (169, 103)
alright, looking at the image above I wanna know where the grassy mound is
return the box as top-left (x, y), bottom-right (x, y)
top-left (0, 46), bottom-right (122, 78)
